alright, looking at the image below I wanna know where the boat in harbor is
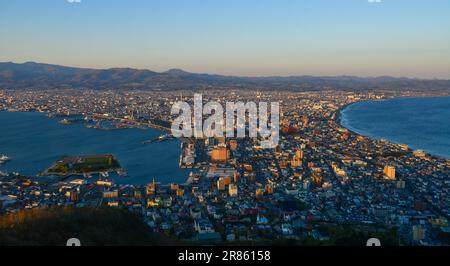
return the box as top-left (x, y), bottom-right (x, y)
top-left (0, 155), bottom-right (11, 164)
top-left (142, 134), bottom-right (174, 144)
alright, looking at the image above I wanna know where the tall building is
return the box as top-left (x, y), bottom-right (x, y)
top-left (146, 177), bottom-right (156, 195)
top-left (396, 180), bottom-right (406, 189)
top-left (217, 177), bottom-right (226, 191)
top-left (224, 176), bottom-right (231, 186)
top-left (295, 149), bottom-right (304, 159)
top-left (312, 172), bottom-right (322, 187)
top-left (229, 183), bottom-right (238, 197)
top-left (256, 189), bottom-right (264, 199)
top-left (103, 190), bottom-right (118, 198)
top-left (176, 188), bottom-right (185, 197)
top-left (383, 165), bottom-right (396, 180)
top-left (69, 191), bottom-right (79, 202)
top-left (134, 190), bottom-right (142, 199)
top-left (211, 146), bottom-right (229, 162)
top-left (291, 155), bottom-right (302, 167)
top-left (412, 225), bottom-right (426, 241)
top-left (247, 174), bottom-right (256, 183)
top-left (413, 149), bottom-right (427, 158)
top-left (265, 184), bottom-right (274, 194)
top-left (303, 180), bottom-right (310, 190)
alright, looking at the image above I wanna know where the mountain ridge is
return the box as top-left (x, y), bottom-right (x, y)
top-left (1, 61), bottom-right (449, 91)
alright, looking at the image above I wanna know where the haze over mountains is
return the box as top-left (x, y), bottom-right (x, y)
top-left (1, 61), bottom-right (449, 91)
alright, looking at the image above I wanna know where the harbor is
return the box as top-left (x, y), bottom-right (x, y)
top-left (0, 111), bottom-right (190, 185)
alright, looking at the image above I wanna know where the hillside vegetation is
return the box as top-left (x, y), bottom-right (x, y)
top-left (0, 206), bottom-right (174, 246)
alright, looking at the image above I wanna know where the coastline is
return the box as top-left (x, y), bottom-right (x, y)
top-left (336, 96), bottom-right (450, 160)
top-left (336, 94), bottom-right (450, 127)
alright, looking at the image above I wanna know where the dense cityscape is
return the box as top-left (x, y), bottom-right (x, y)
top-left (0, 88), bottom-right (449, 246)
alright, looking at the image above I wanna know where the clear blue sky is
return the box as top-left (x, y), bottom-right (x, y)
top-left (1, 0), bottom-right (449, 78)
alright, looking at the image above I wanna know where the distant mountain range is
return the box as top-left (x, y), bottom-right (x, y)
top-left (1, 61), bottom-right (449, 91)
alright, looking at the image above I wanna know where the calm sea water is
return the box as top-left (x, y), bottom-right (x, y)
top-left (0, 112), bottom-right (189, 185)
top-left (341, 96), bottom-right (450, 159)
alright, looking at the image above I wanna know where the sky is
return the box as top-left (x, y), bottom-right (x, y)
top-left (0, 0), bottom-right (450, 78)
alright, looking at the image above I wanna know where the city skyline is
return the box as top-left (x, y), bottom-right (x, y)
top-left (2, 0), bottom-right (450, 252)
top-left (1, 0), bottom-right (450, 79)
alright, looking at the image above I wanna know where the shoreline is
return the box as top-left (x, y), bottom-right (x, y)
top-left (336, 94), bottom-right (450, 126)
top-left (336, 96), bottom-right (450, 161)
